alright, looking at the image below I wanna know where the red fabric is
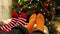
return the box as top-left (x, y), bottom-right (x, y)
top-left (0, 15), bottom-right (27, 32)
top-left (33, 9), bottom-right (37, 13)
top-left (12, 10), bottom-right (18, 18)
top-left (20, 12), bottom-right (27, 19)
top-left (3, 29), bottom-right (9, 32)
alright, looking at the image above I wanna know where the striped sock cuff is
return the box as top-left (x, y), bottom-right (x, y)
top-left (0, 18), bottom-right (18, 32)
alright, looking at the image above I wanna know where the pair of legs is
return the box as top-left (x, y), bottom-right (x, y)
top-left (25, 13), bottom-right (44, 34)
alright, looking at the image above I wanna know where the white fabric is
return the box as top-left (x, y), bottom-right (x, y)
top-left (44, 26), bottom-right (49, 34)
top-left (0, 0), bottom-right (12, 20)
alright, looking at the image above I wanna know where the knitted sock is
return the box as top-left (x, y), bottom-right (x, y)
top-left (16, 14), bottom-right (27, 27)
top-left (25, 14), bottom-right (36, 34)
top-left (36, 13), bottom-right (44, 32)
top-left (0, 18), bottom-right (18, 32)
top-left (0, 12), bottom-right (27, 32)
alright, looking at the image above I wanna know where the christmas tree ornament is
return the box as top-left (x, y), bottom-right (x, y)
top-left (47, 0), bottom-right (50, 2)
top-left (28, 6), bottom-right (31, 9)
top-left (37, 0), bottom-right (40, 2)
top-left (43, 12), bottom-right (46, 15)
top-left (42, 9), bottom-right (46, 13)
top-left (48, 26), bottom-right (52, 29)
top-left (47, 2), bottom-right (55, 12)
top-left (29, 2), bottom-right (32, 4)
top-left (47, 0), bottom-right (51, 4)
top-left (17, 11), bottom-right (21, 14)
top-left (44, 2), bottom-right (48, 8)
top-left (35, 5), bottom-right (37, 8)
top-left (48, 13), bottom-right (52, 21)
top-left (45, 19), bottom-right (48, 22)
top-left (33, 9), bottom-right (37, 13)
top-left (48, 22), bottom-right (51, 25)
top-left (49, 2), bottom-right (56, 8)
top-left (18, 0), bottom-right (24, 6)
top-left (50, 3), bottom-right (52, 6)
top-left (40, 9), bottom-right (43, 11)
top-left (15, 8), bottom-right (21, 14)
top-left (27, 6), bottom-right (33, 10)
top-left (49, 3), bottom-right (53, 7)
top-left (53, 27), bottom-right (57, 31)
top-left (44, 13), bottom-right (53, 21)
top-left (20, 1), bottom-right (24, 6)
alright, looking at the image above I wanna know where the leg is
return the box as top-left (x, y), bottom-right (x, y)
top-left (36, 13), bottom-right (44, 32)
top-left (25, 14), bottom-right (36, 34)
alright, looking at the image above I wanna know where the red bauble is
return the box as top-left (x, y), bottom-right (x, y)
top-left (53, 27), bottom-right (57, 31)
top-left (33, 9), bottom-right (37, 13)
top-left (12, 10), bottom-right (18, 18)
top-left (20, 12), bottom-right (27, 19)
top-left (47, 0), bottom-right (51, 4)
top-left (28, 10), bottom-right (33, 12)
top-left (44, 2), bottom-right (48, 8)
top-left (28, 9), bottom-right (37, 13)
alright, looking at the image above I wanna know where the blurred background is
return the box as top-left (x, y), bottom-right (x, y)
top-left (0, 0), bottom-right (60, 34)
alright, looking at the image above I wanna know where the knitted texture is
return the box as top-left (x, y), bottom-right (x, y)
top-left (0, 13), bottom-right (27, 32)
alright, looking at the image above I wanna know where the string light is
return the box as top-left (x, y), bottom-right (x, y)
top-left (37, 0), bottom-right (39, 1)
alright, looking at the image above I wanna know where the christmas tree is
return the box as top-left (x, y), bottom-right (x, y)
top-left (12, 0), bottom-right (58, 34)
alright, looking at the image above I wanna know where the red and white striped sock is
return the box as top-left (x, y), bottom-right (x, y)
top-left (0, 17), bottom-right (27, 32)
top-left (15, 12), bottom-right (27, 26)
top-left (0, 12), bottom-right (27, 32)
top-left (16, 16), bottom-right (27, 26)
top-left (0, 18), bottom-right (18, 32)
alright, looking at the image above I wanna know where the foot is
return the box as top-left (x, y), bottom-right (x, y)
top-left (36, 13), bottom-right (44, 32)
top-left (25, 14), bottom-right (36, 34)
